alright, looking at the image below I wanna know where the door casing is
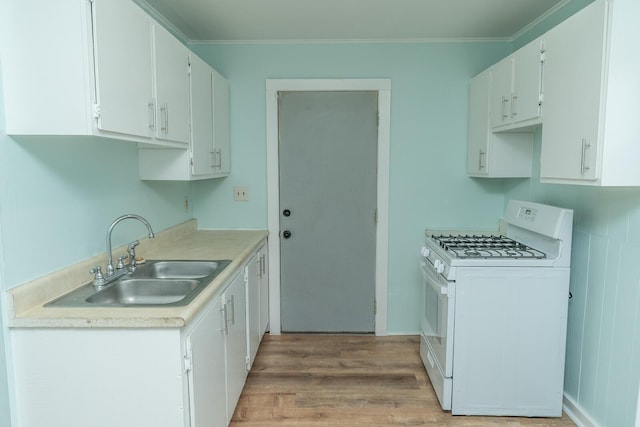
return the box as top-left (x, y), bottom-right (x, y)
top-left (266, 79), bottom-right (390, 336)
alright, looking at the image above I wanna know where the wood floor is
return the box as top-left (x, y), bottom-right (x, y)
top-left (230, 334), bottom-right (576, 427)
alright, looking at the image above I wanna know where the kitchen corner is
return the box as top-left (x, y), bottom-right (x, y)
top-left (6, 219), bottom-right (267, 328)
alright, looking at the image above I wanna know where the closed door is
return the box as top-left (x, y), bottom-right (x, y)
top-left (278, 91), bottom-right (378, 333)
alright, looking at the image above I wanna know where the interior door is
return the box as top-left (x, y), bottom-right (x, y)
top-left (278, 91), bottom-right (378, 333)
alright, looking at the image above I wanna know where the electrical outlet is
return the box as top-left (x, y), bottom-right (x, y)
top-left (233, 186), bottom-right (249, 201)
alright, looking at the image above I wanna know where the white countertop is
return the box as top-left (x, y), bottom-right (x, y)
top-left (7, 220), bottom-right (268, 328)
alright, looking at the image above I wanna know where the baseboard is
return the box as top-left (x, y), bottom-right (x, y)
top-left (563, 393), bottom-right (599, 427)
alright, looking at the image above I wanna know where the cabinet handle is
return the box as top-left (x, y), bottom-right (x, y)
top-left (219, 305), bottom-right (228, 335)
top-left (511, 94), bottom-right (518, 117)
top-left (160, 104), bottom-right (168, 133)
top-left (210, 150), bottom-right (217, 169)
top-left (261, 254), bottom-right (266, 275)
top-left (227, 294), bottom-right (235, 325)
top-left (148, 100), bottom-right (156, 130)
top-left (581, 138), bottom-right (591, 175)
top-left (479, 149), bottom-right (486, 170)
top-left (501, 96), bottom-right (509, 120)
top-left (216, 148), bottom-right (222, 169)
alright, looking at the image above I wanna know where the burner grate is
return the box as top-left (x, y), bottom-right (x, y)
top-left (431, 234), bottom-right (546, 259)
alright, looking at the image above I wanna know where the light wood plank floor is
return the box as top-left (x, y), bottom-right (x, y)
top-left (230, 334), bottom-right (576, 427)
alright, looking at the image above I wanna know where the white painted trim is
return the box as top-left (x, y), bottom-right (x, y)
top-left (266, 79), bottom-right (391, 336)
top-left (192, 37), bottom-right (513, 45)
top-left (511, 0), bottom-right (572, 41)
top-left (563, 393), bottom-right (599, 427)
top-left (636, 382), bottom-right (640, 427)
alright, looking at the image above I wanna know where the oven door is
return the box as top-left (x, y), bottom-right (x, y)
top-left (420, 260), bottom-right (454, 377)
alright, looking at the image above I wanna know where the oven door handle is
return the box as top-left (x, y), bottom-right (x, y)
top-left (421, 261), bottom-right (452, 296)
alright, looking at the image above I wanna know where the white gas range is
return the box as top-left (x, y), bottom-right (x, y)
top-left (419, 200), bottom-right (573, 417)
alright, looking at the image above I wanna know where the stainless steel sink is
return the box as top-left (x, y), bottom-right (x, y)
top-left (132, 260), bottom-right (224, 279)
top-left (86, 279), bottom-right (201, 305)
top-left (45, 259), bottom-right (231, 307)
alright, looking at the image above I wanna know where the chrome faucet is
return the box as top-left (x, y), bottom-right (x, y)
top-left (91, 214), bottom-right (155, 289)
top-left (106, 214), bottom-right (155, 274)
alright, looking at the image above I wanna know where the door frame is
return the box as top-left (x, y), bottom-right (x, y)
top-left (266, 79), bottom-right (390, 336)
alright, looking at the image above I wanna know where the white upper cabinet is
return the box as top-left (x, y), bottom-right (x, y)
top-left (139, 54), bottom-right (231, 181)
top-left (468, 69), bottom-right (533, 178)
top-left (92, 0), bottom-right (154, 138)
top-left (540, 0), bottom-right (640, 185)
top-left (152, 25), bottom-right (191, 144)
top-left (0, 0), bottom-right (188, 147)
top-left (212, 70), bottom-right (232, 176)
top-left (489, 38), bottom-right (543, 130)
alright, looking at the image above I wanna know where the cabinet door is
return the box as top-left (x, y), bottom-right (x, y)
top-left (540, 0), bottom-right (605, 181)
top-left (212, 69), bottom-right (231, 176)
top-left (259, 245), bottom-right (270, 337)
top-left (512, 39), bottom-right (542, 124)
top-left (186, 299), bottom-right (227, 427)
top-left (246, 252), bottom-right (261, 369)
top-left (154, 25), bottom-right (190, 144)
top-left (224, 272), bottom-right (248, 424)
top-left (489, 58), bottom-right (513, 128)
top-left (190, 55), bottom-right (215, 177)
top-left (92, 0), bottom-right (154, 138)
top-left (467, 69), bottom-right (490, 176)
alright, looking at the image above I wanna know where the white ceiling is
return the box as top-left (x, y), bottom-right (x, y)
top-left (137, 0), bottom-right (571, 43)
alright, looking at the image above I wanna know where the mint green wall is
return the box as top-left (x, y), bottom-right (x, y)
top-left (189, 41), bottom-right (512, 332)
top-left (505, 131), bottom-right (640, 427)
top-left (0, 61), bottom-right (193, 425)
top-left (506, 2), bottom-right (640, 424)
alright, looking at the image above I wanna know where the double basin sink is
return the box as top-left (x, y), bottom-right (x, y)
top-left (46, 260), bottom-right (231, 308)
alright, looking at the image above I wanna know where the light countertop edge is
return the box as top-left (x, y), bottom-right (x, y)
top-left (7, 223), bottom-right (268, 329)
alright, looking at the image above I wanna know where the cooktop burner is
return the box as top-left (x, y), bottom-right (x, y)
top-left (430, 234), bottom-right (546, 259)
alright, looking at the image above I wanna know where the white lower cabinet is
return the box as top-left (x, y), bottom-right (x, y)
top-left (11, 328), bottom-right (189, 427)
top-left (10, 240), bottom-right (269, 427)
top-left (246, 241), bottom-right (269, 370)
top-left (186, 297), bottom-right (227, 427)
top-left (222, 272), bottom-right (249, 424)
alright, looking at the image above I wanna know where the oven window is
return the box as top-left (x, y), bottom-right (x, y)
top-left (423, 279), bottom-right (443, 344)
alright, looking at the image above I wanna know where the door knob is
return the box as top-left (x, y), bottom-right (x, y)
top-left (282, 230), bottom-right (292, 239)
top-left (283, 209), bottom-right (291, 217)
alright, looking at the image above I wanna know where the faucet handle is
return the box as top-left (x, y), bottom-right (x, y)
top-left (116, 255), bottom-right (128, 270)
top-left (128, 240), bottom-right (140, 269)
top-left (90, 266), bottom-right (105, 287)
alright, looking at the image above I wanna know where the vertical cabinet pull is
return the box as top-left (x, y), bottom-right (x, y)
top-left (210, 150), bottom-right (217, 169)
top-left (511, 94), bottom-right (518, 117)
top-left (581, 138), bottom-right (591, 175)
top-left (159, 103), bottom-right (169, 134)
top-left (501, 96), bottom-right (509, 120)
top-left (148, 100), bottom-right (156, 130)
top-left (219, 305), bottom-right (228, 335)
top-left (210, 149), bottom-right (222, 171)
top-left (478, 149), bottom-right (486, 170)
top-left (227, 294), bottom-right (235, 324)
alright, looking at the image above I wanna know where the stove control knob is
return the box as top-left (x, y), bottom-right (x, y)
top-left (420, 246), bottom-right (431, 257)
top-left (433, 259), bottom-right (445, 274)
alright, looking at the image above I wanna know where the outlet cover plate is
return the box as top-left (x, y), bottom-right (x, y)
top-left (233, 186), bottom-right (249, 201)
